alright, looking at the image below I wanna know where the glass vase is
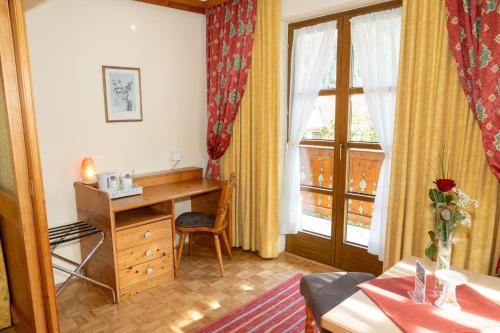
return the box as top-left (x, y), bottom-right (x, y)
top-left (434, 240), bottom-right (453, 295)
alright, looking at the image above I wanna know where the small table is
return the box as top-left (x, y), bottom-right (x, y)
top-left (321, 256), bottom-right (500, 333)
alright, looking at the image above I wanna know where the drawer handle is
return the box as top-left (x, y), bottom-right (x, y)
top-left (144, 231), bottom-right (152, 238)
top-left (146, 267), bottom-right (154, 274)
top-left (145, 250), bottom-right (153, 257)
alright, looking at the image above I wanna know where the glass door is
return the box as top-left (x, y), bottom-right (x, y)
top-left (286, 4), bottom-right (399, 274)
top-left (333, 16), bottom-right (383, 273)
top-left (285, 23), bottom-right (339, 265)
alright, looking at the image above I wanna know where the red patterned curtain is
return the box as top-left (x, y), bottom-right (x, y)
top-left (445, 0), bottom-right (500, 180)
top-left (205, 0), bottom-right (257, 179)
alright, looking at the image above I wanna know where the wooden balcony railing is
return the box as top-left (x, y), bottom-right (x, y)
top-left (300, 147), bottom-right (384, 228)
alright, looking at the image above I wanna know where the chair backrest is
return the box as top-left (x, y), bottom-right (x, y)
top-left (213, 173), bottom-right (236, 231)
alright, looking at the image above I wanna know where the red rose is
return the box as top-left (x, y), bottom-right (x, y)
top-left (434, 179), bottom-right (456, 192)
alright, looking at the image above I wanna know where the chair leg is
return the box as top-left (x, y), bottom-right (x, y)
top-left (213, 234), bottom-right (224, 277)
top-left (188, 233), bottom-right (193, 256)
top-left (305, 304), bottom-right (314, 333)
top-left (221, 230), bottom-right (232, 259)
top-left (177, 233), bottom-right (185, 267)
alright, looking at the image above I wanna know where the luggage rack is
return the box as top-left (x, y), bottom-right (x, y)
top-left (49, 221), bottom-right (116, 303)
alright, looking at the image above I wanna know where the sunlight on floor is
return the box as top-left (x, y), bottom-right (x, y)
top-left (209, 300), bottom-right (221, 309)
top-left (188, 310), bottom-right (204, 321)
top-left (240, 283), bottom-right (254, 291)
top-left (55, 246), bottom-right (334, 332)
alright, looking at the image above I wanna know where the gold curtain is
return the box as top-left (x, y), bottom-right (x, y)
top-left (384, 0), bottom-right (500, 274)
top-left (220, 0), bottom-right (280, 258)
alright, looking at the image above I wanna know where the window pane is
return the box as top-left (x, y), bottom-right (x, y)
top-left (345, 199), bottom-right (372, 247)
top-left (351, 46), bottom-right (363, 88)
top-left (301, 190), bottom-right (332, 237)
top-left (349, 94), bottom-right (377, 142)
top-left (299, 146), bottom-right (334, 189)
top-left (347, 149), bottom-right (384, 195)
top-left (303, 95), bottom-right (336, 140)
top-left (320, 29), bottom-right (338, 89)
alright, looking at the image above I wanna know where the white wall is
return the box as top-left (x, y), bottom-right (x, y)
top-left (25, 0), bottom-right (207, 282)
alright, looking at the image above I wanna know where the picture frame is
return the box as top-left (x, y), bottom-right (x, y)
top-left (102, 66), bottom-right (143, 123)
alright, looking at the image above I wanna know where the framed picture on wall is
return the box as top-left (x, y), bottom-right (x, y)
top-left (102, 66), bottom-right (143, 122)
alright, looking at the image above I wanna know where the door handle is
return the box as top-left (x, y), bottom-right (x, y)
top-left (339, 143), bottom-right (344, 160)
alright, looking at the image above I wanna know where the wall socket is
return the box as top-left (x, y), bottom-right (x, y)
top-left (170, 152), bottom-right (182, 162)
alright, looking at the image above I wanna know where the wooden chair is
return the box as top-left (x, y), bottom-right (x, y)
top-left (175, 174), bottom-right (236, 277)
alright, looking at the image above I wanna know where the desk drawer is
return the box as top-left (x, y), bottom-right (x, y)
top-left (116, 219), bottom-right (171, 251)
top-left (117, 238), bottom-right (172, 269)
top-left (118, 255), bottom-right (173, 289)
top-left (120, 271), bottom-right (174, 299)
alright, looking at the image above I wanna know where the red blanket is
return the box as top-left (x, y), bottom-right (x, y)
top-left (358, 276), bottom-right (500, 333)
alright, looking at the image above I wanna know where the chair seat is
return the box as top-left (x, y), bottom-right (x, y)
top-left (300, 272), bottom-right (375, 332)
top-left (176, 212), bottom-right (216, 229)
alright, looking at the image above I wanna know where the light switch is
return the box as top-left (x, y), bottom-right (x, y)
top-left (171, 152), bottom-right (182, 162)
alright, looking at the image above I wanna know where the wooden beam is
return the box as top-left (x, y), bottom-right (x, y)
top-left (135, 0), bottom-right (206, 14)
top-left (135, 0), bottom-right (233, 13)
top-left (205, 0), bottom-right (230, 8)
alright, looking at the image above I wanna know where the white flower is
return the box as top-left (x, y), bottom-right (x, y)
top-left (452, 188), bottom-right (479, 208)
top-left (440, 209), bottom-right (452, 221)
top-left (461, 211), bottom-right (471, 226)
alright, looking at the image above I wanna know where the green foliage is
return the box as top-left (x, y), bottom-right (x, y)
top-left (425, 230), bottom-right (437, 260)
top-left (350, 110), bottom-right (378, 142)
top-left (428, 189), bottom-right (445, 203)
top-left (318, 120), bottom-right (335, 139)
top-left (425, 242), bottom-right (437, 260)
top-left (309, 112), bottom-right (378, 142)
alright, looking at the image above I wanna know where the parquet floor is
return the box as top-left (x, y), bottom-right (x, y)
top-left (56, 245), bottom-right (338, 333)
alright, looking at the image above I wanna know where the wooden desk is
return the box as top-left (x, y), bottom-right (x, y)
top-left (111, 178), bottom-right (222, 212)
top-left (321, 256), bottom-right (500, 333)
top-left (74, 167), bottom-right (223, 302)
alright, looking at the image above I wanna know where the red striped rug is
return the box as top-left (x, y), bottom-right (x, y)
top-left (195, 273), bottom-right (319, 333)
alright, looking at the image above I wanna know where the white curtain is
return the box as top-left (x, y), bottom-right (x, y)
top-left (281, 21), bottom-right (337, 234)
top-left (350, 8), bottom-right (402, 261)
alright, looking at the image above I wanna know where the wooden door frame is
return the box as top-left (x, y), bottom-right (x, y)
top-left (285, 1), bottom-right (401, 274)
top-left (9, 0), bottom-right (59, 330)
top-left (0, 0), bottom-right (59, 331)
top-left (333, 14), bottom-right (382, 274)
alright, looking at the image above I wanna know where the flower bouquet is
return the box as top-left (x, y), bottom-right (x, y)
top-left (425, 175), bottom-right (478, 293)
top-left (425, 178), bottom-right (479, 261)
